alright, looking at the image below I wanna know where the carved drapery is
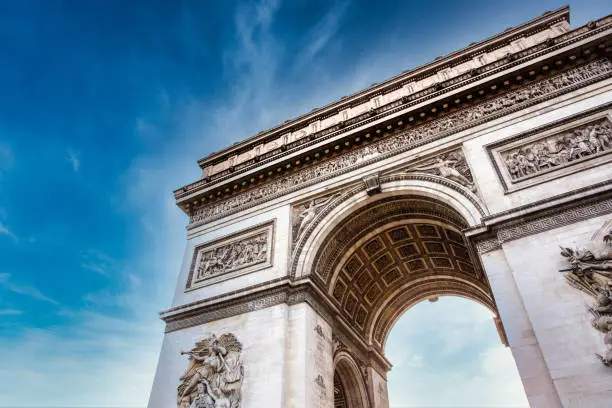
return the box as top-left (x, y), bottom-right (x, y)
top-left (178, 333), bottom-right (244, 408)
top-left (188, 59), bottom-right (612, 228)
top-left (291, 192), bottom-right (342, 246)
top-left (560, 225), bottom-right (612, 366)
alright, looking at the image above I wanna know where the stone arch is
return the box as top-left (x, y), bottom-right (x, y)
top-left (333, 351), bottom-right (370, 408)
top-left (292, 173), bottom-right (488, 280)
top-left (292, 175), bottom-right (498, 351)
top-left (369, 276), bottom-right (496, 348)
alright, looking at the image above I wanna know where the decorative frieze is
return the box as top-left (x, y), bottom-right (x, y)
top-left (187, 10), bottom-right (603, 186)
top-left (475, 238), bottom-right (503, 254)
top-left (488, 106), bottom-right (612, 192)
top-left (497, 198), bottom-right (612, 244)
top-left (186, 222), bottom-right (274, 290)
top-left (560, 225), bottom-right (612, 366)
top-left (178, 333), bottom-right (244, 408)
top-left (188, 59), bottom-right (612, 228)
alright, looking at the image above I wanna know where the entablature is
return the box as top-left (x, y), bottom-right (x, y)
top-left (192, 7), bottom-right (571, 183)
top-left (175, 16), bottom-right (611, 220)
top-left (177, 24), bottom-right (612, 228)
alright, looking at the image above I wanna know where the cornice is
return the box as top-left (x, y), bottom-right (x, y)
top-left (175, 21), bottom-right (612, 208)
top-left (175, 12), bottom-right (611, 201)
top-left (184, 57), bottom-right (612, 228)
top-left (161, 277), bottom-right (391, 367)
top-left (469, 181), bottom-right (612, 253)
top-left (195, 7), bottom-right (570, 169)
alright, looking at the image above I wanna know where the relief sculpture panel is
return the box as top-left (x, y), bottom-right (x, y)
top-left (291, 192), bottom-right (342, 246)
top-left (186, 222), bottom-right (274, 290)
top-left (488, 107), bottom-right (612, 192)
top-left (560, 223), bottom-right (612, 366)
top-left (406, 148), bottom-right (476, 192)
top-left (178, 333), bottom-right (244, 408)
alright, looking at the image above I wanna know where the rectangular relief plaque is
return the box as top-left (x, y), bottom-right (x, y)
top-left (186, 221), bottom-right (274, 290)
top-left (488, 105), bottom-right (612, 192)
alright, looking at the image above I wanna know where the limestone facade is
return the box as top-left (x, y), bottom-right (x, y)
top-left (149, 6), bottom-right (612, 408)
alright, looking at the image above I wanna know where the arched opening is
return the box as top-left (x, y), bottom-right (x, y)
top-left (333, 352), bottom-right (369, 408)
top-left (295, 186), bottom-right (529, 406)
top-left (385, 296), bottom-right (528, 407)
top-left (334, 373), bottom-right (348, 408)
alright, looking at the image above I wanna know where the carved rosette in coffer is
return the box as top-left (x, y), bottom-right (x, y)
top-left (487, 105), bottom-right (612, 192)
top-left (186, 221), bottom-right (274, 290)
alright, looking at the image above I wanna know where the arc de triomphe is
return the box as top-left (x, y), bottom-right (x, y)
top-left (148, 7), bottom-right (612, 408)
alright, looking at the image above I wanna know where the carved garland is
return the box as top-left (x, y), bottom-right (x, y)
top-left (188, 59), bottom-right (612, 229)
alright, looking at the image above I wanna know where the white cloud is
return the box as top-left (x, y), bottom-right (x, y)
top-left (0, 273), bottom-right (59, 305)
top-left (386, 297), bottom-right (528, 408)
top-left (79, 250), bottom-right (115, 277)
top-left (0, 310), bottom-right (162, 406)
top-left (0, 222), bottom-right (17, 242)
top-left (0, 143), bottom-right (13, 178)
top-left (0, 308), bottom-right (23, 315)
top-left (65, 148), bottom-right (81, 171)
top-left (294, 0), bottom-right (350, 70)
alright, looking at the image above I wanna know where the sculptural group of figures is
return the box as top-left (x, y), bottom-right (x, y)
top-left (560, 230), bottom-right (612, 366)
top-left (178, 334), bottom-right (244, 408)
top-left (196, 234), bottom-right (267, 280)
top-left (505, 119), bottom-right (612, 180)
top-left (408, 150), bottom-right (476, 191)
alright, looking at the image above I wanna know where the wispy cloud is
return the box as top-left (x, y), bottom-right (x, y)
top-left (79, 249), bottom-right (114, 277)
top-left (0, 222), bottom-right (17, 242)
top-left (0, 309), bottom-right (161, 406)
top-left (0, 273), bottom-right (59, 305)
top-left (294, 0), bottom-right (350, 70)
top-left (65, 148), bottom-right (81, 171)
top-left (386, 297), bottom-right (527, 407)
top-left (0, 143), bottom-right (13, 178)
top-left (0, 308), bottom-right (23, 316)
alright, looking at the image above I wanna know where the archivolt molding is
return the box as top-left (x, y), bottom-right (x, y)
top-left (368, 276), bottom-right (496, 348)
top-left (291, 175), bottom-right (487, 280)
top-left (187, 58), bottom-right (612, 229)
top-left (289, 187), bottom-right (494, 345)
top-left (333, 351), bottom-right (371, 408)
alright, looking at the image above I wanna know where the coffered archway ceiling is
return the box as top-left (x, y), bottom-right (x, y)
top-left (312, 195), bottom-right (495, 348)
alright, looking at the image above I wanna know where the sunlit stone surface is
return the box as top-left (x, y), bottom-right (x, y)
top-left (149, 6), bottom-right (612, 408)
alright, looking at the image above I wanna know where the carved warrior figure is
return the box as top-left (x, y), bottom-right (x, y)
top-left (503, 118), bottom-right (612, 181)
top-left (195, 234), bottom-right (267, 280)
top-left (292, 193), bottom-right (341, 242)
top-left (178, 333), bottom-right (244, 408)
top-left (560, 230), bottom-right (612, 366)
top-left (408, 150), bottom-right (476, 192)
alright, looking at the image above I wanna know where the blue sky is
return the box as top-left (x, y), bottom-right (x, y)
top-left (0, 0), bottom-right (609, 406)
